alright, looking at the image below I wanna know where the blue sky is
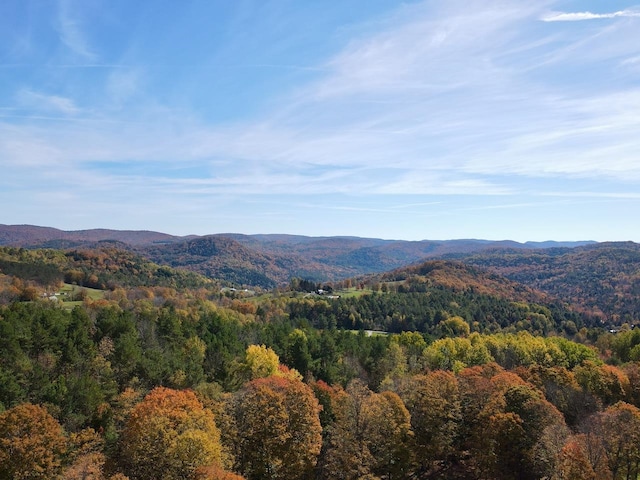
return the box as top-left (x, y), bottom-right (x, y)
top-left (2, 0), bottom-right (640, 242)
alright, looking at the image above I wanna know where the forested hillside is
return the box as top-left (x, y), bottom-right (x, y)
top-left (288, 260), bottom-right (592, 336)
top-left (2, 244), bottom-right (640, 479)
top-left (451, 242), bottom-right (640, 323)
top-left (141, 235), bottom-right (338, 288)
top-left (0, 246), bottom-right (214, 297)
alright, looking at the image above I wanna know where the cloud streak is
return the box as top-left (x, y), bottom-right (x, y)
top-left (55, 0), bottom-right (95, 59)
top-left (542, 9), bottom-right (640, 22)
top-left (16, 89), bottom-right (80, 115)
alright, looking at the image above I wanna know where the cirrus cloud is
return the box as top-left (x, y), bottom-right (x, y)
top-left (542, 9), bottom-right (640, 22)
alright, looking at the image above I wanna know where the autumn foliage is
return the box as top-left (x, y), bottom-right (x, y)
top-left (232, 376), bottom-right (322, 480)
top-left (3, 250), bottom-right (640, 480)
top-left (120, 387), bottom-right (224, 480)
top-left (0, 403), bottom-right (67, 480)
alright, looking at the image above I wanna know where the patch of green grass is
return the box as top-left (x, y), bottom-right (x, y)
top-left (58, 283), bottom-right (105, 302)
top-left (334, 287), bottom-right (372, 298)
top-left (61, 301), bottom-right (84, 309)
top-left (55, 284), bottom-right (105, 310)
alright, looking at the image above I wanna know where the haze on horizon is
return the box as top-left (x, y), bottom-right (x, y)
top-left (1, 1), bottom-right (640, 243)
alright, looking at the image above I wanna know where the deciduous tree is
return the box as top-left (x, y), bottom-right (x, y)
top-left (598, 402), bottom-right (640, 480)
top-left (231, 345), bottom-right (301, 387)
top-left (233, 376), bottom-right (322, 480)
top-left (0, 403), bottom-right (67, 480)
top-left (574, 361), bottom-right (630, 407)
top-left (318, 380), bottom-right (412, 480)
top-left (554, 438), bottom-right (597, 480)
top-left (399, 370), bottom-right (461, 475)
top-left (120, 387), bottom-right (223, 480)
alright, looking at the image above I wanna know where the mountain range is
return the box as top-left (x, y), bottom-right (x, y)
top-left (0, 224), bottom-right (593, 285)
top-left (3, 224), bottom-right (639, 323)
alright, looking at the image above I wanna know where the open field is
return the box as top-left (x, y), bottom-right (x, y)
top-left (54, 283), bottom-right (105, 309)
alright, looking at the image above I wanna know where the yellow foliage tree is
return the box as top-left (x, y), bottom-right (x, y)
top-left (574, 362), bottom-right (630, 406)
top-left (438, 315), bottom-right (471, 337)
top-left (244, 344), bottom-right (280, 379)
top-left (62, 427), bottom-right (107, 480)
top-left (232, 345), bottom-right (302, 387)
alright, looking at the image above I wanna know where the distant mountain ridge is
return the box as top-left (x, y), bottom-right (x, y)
top-left (0, 224), bottom-right (190, 247)
top-left (0, 224), bottom-right (596, 288)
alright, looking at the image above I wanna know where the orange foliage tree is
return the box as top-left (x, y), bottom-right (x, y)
top-left (0, 403), bottom-right (67, 480)
top-left (554, 438), bottom-right (598, 480)
top-left (554, 433), bottom-right (611, 480)
top-left (194, 464), bottom-right (246, 480)
top-left (119, 387), bottom-right (224, 480)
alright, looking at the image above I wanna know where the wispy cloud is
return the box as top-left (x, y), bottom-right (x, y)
top-left (16, 89), bottom-right (80, 115)
top-left (3, 0), bottom-right (640, 239)
top-left (55, 0), bottom-right (95, 59)
top-left (542, 9), bottom-right (640, 22)
top-left (312, 2), bottom-right (541, 99)
top-left (622, 55), bottom-right (640, 69)
top-left (541, 191), bottom-right (640, 199)
top-left (6, 1), bottom-right (640, 194)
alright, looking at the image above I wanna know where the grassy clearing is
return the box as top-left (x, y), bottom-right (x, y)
top-left (53, 283), bottom-right (105, 309)
top-left (250, 286), bottom-right (374, 301)
top-left (60, 283), bottom-right (105, 300)
top-left (332, 287), bottom-right (372, 298)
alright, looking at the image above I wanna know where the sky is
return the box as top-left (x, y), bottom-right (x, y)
top-left (1, 0), bottom-right (640, 242)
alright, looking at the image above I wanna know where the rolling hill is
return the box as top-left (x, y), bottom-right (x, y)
top-left (447, 242), bottom-right (640, 323)
top-left (0, 245), bottom-right (213, 291)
